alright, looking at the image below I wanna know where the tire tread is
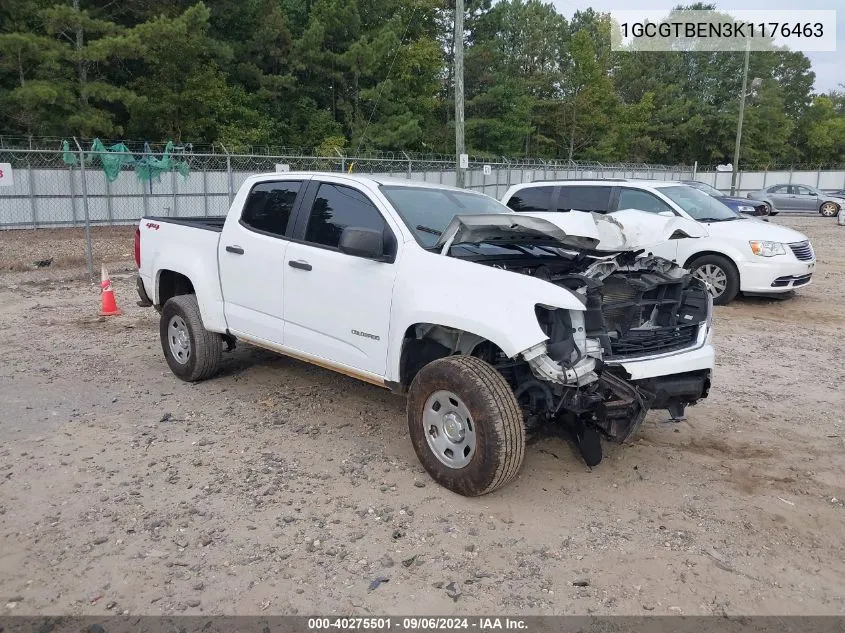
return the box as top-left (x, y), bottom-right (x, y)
top-left (407, 355), bottom-right (525, 496)
top-left (161, 294), bottom-right (221, 382)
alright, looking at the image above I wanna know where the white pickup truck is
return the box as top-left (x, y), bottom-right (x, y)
top-left (135, 173), bottom-right (715, 496)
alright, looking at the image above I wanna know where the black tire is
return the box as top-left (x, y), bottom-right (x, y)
top-left (819, 201), bottom-right (840, 218)
top-left (160, 294), bottom-right (222, 382)
top-left (768, 212), bottom-right (779, 216)
top-left (688, 254), bottom-right (740, 305)
top-left (407, 355), bottom-right (525, 496)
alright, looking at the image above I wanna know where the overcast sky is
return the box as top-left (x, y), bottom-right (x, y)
top-left (550, 0), bottom-right (843, 93)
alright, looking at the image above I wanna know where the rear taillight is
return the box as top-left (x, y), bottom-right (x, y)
top-left (134, 227), bottom-right (141, 269)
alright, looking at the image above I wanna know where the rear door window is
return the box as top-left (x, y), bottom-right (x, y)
top-left (506, 186), bottom-right (553, 212)
top-left (240, 181), bottom-right (302, 237)
top-left (557, 186), bottom-right (612, 213)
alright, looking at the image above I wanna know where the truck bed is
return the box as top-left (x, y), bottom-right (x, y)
top-left (144, 216), bottom-right (226, 232)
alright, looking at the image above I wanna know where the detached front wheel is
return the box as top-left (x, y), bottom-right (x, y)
top-left (407, 355), bottom-right (525, 496)
top-left (160, 294), bottom-right (222, 382)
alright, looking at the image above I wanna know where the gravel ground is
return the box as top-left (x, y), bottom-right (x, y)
top-left (0, 226), bottom-right (135, 273)
top-left (0, 217), bottom-right (843, 616)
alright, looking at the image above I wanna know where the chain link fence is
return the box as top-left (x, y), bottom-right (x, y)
top-left (6, 143), bottom-right (844, 280)
top-left (0, 146), bottom-right (695, 230)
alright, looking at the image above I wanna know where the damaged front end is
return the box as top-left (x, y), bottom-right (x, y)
top-left (487, 252), bottom-right (711, 463)
top-left (438, 209), bottom-right (712, 464)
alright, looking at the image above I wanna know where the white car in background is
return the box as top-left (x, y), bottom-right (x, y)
top-left (501, 179), bottom-right (816, 305)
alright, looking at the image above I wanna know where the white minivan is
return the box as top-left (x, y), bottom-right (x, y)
top-left (501, 180), bottom-right (816, 304)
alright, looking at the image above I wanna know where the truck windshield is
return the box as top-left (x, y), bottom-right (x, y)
top-left (380, 185), bottom-right (510, 247)
top-left (659, 186), bottom-right (740, 222)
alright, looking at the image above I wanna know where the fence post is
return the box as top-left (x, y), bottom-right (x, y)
top-left (762, 167), bottom-right (768, 189)
top-left (68, 164), bottom-right (78, 226)
top-left (692, 161), bottom-right (698, 180)
top-left (788, 165), bottom-right (793, 185)
top-left (141, 174), bottom-right (150, 218)
top-left (73, 137), bottom-right (95, 282)
top-left (105, 174), bottom-right (114, 223)
top-left (171, 168), bottom-right (179, 217)
top-left (495, 161), bottom-right (501, 198)
top-left (221, 144), bottom-right (234, 206)
top-left (202, 168), bottom-right (209, 217)
top-left (816, 167), bottom-right (821, 189)
top-left (334, 148), bottom-right (346, 174)
top-left (403, 151), bottom-right (412, 180)
top-left (27, 161), bottom-right (37, 228)
top-left (737, 170), bottom-right (743, 196)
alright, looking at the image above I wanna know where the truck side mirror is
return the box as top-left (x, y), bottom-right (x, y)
top-left (339, 227), bottom-right (385, 260)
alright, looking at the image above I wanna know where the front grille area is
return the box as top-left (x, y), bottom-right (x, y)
top-left (771, 273), bottom-right (813, 288)
top-left (789, 241), bottom-right (814, 261)
top-left (584, 271), bottom-right (710, 360)
top-left (609, 323), bottom-right (699, 357)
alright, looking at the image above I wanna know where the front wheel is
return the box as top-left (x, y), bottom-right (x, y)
top-left (689, 254), bottom-right (740, 305)
top-left (407, 355), bottom-right (525, 496)
top-left (160, 294), bottom-right (222, 382)
top-left (820, 202), bottom-right (840, 217)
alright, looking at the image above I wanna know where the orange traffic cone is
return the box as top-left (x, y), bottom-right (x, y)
top-left (99, 265), bottom-right (123, 316)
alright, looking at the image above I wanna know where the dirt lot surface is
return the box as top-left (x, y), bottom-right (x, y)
top-left (0, 226), bottom-right (135, 273)
top-left (1, 217), bottom-right (844, 617)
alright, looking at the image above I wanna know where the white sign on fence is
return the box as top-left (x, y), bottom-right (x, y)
top-left (0, 163), bottom-right (13, 187)
top-left (459, 154), bottom-right (469, 169)
top-left (482, 165), bottom-right (492, 176)
top-left (275, 163), bottom-right (291, 172)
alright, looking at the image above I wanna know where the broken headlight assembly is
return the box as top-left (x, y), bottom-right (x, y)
top-left (749, 240), bottom-right (787, 257)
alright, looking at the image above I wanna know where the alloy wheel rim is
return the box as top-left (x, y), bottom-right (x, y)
top-left (693, 264), bottom-right (727, 298)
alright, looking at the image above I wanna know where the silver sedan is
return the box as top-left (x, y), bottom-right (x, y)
top-left (748, 184), bottom-right (844, 217)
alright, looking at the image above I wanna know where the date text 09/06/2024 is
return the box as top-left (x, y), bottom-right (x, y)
top-left (307, 617), bottom-right (530, 631)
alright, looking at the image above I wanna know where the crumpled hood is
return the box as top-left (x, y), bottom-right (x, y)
top-left (434, 213), bottom-right (601, 251)
top-left (434, 210), bottom-right (707, 253)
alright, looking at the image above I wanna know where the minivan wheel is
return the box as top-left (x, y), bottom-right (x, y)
top-left (160, 294), bottom-right (222, 382)
top-left (820, 202), bottom-right (840, 217)
top-left (407, 355), bottom-right (525, 496)
top-left (689, 254), bottom-right (739, 305)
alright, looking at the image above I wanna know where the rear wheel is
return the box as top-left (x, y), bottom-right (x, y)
top-left (820, 201), bottom-right (840, 217)
top-left (160, 294), bottom-right (222, 382)
top-left (689, 254), bottom-right (740, 305)
top-left (407, 355), bottom-right (525, 496)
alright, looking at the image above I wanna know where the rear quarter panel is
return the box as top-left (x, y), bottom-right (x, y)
top-left (138, 219), bottom-right (228, 333)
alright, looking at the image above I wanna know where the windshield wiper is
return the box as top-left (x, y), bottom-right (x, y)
top-left (697, 216), bottom-right (738, 222)
top-left (416, 225), bottom-right (442, 236)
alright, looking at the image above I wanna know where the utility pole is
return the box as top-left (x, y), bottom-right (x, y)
top-left (454, 0), bottom-right (466, 188)
top-left (730, 38), bottom-right (750, 196)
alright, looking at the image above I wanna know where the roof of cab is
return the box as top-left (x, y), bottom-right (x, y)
top-left (247, 171), bottom-right (476, 193)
